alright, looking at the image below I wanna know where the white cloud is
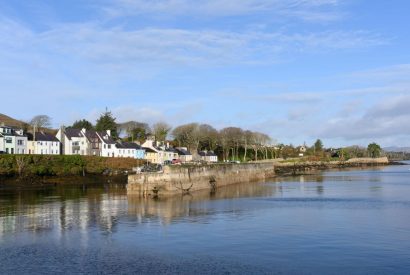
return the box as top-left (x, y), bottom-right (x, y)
top-left (317, 95), bottom-right (410, 141)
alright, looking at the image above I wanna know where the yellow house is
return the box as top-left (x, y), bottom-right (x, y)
top-left (143, 147), bottom-right (160, 164)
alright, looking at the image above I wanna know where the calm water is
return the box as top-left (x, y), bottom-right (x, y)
top-left (1, 164), bottom-right (410, 274)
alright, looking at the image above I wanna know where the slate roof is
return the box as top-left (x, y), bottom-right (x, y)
top-left (117, 142), bottom-right (143, 150)
top-left (143, 147), bottom-right (157, 153)
top-left (176, 148), bottom-right (192, 156)
top-left (84, 130), bottom-right (100, 142)
top-left (166, 147), bottom-right (178, 153)
top-left (65, 128), bottom-right (83, 140)
top-left (199, 151), bottom-right (217, 157)
top-left (0, 126), bottom-right (25, 137)
top-left (28, 132), bottom-right (59, 142)
top-left (95, 131), bottom-right (115, 144)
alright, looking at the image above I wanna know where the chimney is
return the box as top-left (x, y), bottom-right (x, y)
top-left (166, 142), bottom-right (170, 149)
top-left (107, 130), bottom-right (111, 136)
top-left (82, 128), bottom-right (87, 134)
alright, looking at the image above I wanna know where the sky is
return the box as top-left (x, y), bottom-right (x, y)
top-left (0, 0), bottom-right (410, 147)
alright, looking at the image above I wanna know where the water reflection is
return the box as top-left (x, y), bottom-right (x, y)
top-left (0, 184), bottom-right (126, 239)
top-left (0, 165), bottom-right (407, 238)
top-left (127, 181), bottom-right (277, 225)
top-left (1, 164), bottom-right (410, 274)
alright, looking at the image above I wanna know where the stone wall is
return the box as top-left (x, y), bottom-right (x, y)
top-left (127, 163), bottom-right (276, 197)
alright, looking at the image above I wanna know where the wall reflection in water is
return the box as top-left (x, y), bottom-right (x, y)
top-left (0, 174), bottom-right (337, 238)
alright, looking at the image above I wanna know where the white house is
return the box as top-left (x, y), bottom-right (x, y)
top-left (175, 147), bottom-right (193, 162)
top-left (199, 150), bottom-right (218, 163)
top-left (56, 128), bottom-right (90, 155)
top-left (0, 133), bottom-right (4, 153)
top-left (116, 142), bottom-right (145, 159)
top-left (96, 130), bottom-right (117, 157)
top-left (0, 125), bottom-right (27, 154)
top-left (56, 128), bottom-right (111, 156)
top-left (27, 132), bottom-right (60, 155)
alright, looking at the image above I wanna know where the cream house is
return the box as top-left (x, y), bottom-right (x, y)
top-left (27, 132), bottom-right (60, 155)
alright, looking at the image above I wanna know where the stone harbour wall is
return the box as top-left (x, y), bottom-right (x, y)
top-left (127, 163), bottom-right (276, 197)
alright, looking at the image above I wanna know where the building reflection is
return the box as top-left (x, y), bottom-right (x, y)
top-left (0, 183), bottom-right (126, 241)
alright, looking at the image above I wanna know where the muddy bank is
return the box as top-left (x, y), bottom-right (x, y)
top-left (274, 157), bottom-right (390, 176)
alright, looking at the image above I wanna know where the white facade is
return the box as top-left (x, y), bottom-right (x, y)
top-left (116, 147), bottom-right (135, 158)
top-left (28, 141), bottom-right (60, 155)
top-left (56, 128), bottom-right (89, 155)
top-left (0, 135), bottom-right (4, 152)
top-left (0, 126), bottom-right (27, 154)
top-left (97, 132), bottom-right (116, 157)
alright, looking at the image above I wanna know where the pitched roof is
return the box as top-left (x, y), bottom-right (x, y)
top-left (65, 128), bottom-right (83, 140)
top-left (142, 147), bottom-right (157, 153)
top-left (166, 147), bottom-right (178, 153)
top-left (84, 130), bottom-right (100, 142)
top-left (176, 148), bottom-right (191, 155)
top-left (96, 131), bottom-right (116, 144)
top-left (28, 132), bottom-right (59, 142)
top-left (117, 142), bottom-right (143, 149)
top-left (199, 151), bottom-right (217, 156)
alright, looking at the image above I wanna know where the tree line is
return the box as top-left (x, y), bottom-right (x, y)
top-left (25, 110), bottom-right (385, 162)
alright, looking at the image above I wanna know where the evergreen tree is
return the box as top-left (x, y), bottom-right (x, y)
top-left (70, 119), bottom-right (94, 130)
top-left (367, 142), bottom-right (382, 158)
top-left (314, 139), bottom-right (324, 153)
top-left (95, 108), bottom-right (118, 139)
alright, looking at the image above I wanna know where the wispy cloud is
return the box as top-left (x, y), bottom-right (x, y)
top-left (0, 17), bottom-right (385, 70)
top-left (105, 0), bottom-right (343, 22)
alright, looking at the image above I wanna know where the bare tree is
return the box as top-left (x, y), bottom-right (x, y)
top-left (198, 124), bottom-right (219, 151)
top-left (16, 156), bottom-right (27, 176)
top-left (242, 130), bottom-right (254, 162)
top-left (30, 115), bottom-right (51, 131)
top-left (152, 122), bottom-right (172, 142)
top-left (172, 123), bottom-right (201, 153)
top-left (118, 121), bottom-right (151, 142)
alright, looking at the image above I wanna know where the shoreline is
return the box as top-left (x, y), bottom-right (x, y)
top-left (1, 157), bottom-right (405, 188)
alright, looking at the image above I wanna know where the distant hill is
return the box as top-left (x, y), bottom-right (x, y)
top-left (0, 113), bottom-right (57, 134)
top-left (0, 113), bottom-right (27, 128)
top-left (383, 146), bottom-right (410, 153)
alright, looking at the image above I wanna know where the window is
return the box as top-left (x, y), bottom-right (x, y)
top-left (108, 145), bottom-right (111, 149)
top-left (17, 140), bottom-right (24, 146)
top-left (5, 138), bottom-right (12, 144)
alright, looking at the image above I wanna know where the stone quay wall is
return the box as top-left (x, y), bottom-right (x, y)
top-left (127, 163), bottom-right (276, 197)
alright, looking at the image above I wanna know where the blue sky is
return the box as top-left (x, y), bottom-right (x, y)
top-left (1, 0), bottom-right (410, 147)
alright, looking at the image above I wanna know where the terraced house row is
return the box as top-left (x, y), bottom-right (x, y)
top-left (0, 125), bottom-right (218, 164)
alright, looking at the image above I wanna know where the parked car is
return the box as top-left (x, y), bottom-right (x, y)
top-left (163, 160), bottom-right (172, 165)
top-left (172, 159), bottom-right (182, 164)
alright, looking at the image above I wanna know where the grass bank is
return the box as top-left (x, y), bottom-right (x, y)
top-left (0, 155), bottom-right (144, 177)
